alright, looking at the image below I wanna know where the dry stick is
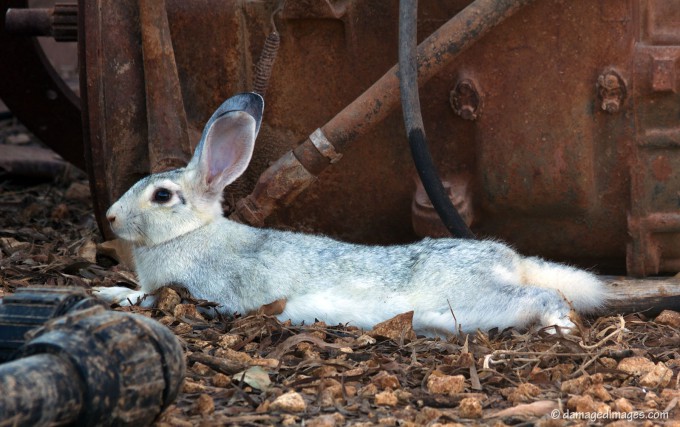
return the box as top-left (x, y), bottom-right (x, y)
top-left (570, 349), bottom-right (609, 379)
top-left (447, 299), bottom-right (459, 333)
top-left (579, 315), bottom-right (626, 350)
top-left (477, 368), bottom-right (521, 387)
top-left (188, 352), bottom-right (247, 375)
top-left (232, 371), bottom-right (259, 408)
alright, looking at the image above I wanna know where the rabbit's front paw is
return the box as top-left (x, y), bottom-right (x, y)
top-left (92, 286), bottom-right (156, 308)
top-left (541, 311), bottom-right (576, 334)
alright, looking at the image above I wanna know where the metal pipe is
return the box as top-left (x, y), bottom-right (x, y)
top-left (398, 0), bottom-right (474, 239)
top-left (139, 0), bottom-right (192, 173)
top-left (5, 5), bottom-right (77, 41)
top-left (232, 0), bottom-right (537, 226)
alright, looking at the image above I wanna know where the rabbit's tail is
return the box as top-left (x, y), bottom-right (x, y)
top-left (519, 257), bottom-right (607, 312)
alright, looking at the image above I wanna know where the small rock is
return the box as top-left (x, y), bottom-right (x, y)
top-left (613, 397), bottom-right (634, 413)
top-left (214, 347), bottom-right (252, 364)
top-left (567, 395), bottom-right (610, 414)
top-left (617, 357), bottom-right (656, 376)
top-left (359, 383), bottom-right (378, 397)
top-left (270, 391), bottom-right (306, 413)
top-left (318, 379), bottom-right (343, 407)
top-left (639, 362), bottom-right (673, 388)
top-left (157, 287), bottom-right (181, 312)
top-left (217, 334), bottom-right (241, 349)
top-left (0, 237), bottom-right (30, 255)
top-left (415, 407), bottom-right (442, 425)
top-left (369, 311), bottom-right (417, 342)
top-left (356, 334), bottom-right (377, 347)
top-left (375, 390), bottom-right (398, 406)
top-left (212, 373), bottom-right (231, 388)
top-left (458, 397), bottom-right (483, 419)
top-left (173, 304), bottom-right (202, 320)
top-left (561, 373), bottom-right (601, 394)
top-left (312, 365), bottom-right (338, 378)
top-left (194, 394), bottom-right (214, 415)
top-left (586, 383), bottom-right (612, 402)
top-left (64, 181), bottom-right (91, 201)
top-left (51, 203), bottom-right (70, 220)
top-left (309, 321), bottom-right (328, 340)
top-left (654, 310), bottom-right (680, 329)
top-left (661, 388), bottom-right (680, 401)
top-left (506, 383), bottom-right (541, 404)
top-left (377, 417), bottom-right (398, 426)
top-left (427, 372), bottom-right (466, 395)
top-left (281, 414), bottom-right (298, 426)
top-left (551, 363), bottom-right (575, 381)
top-left (371, 371), bottom-right (401, 390)
top-left (250, 358), bottom-right (280, 369)
top-left (191, 362), bottom-right (212, 376)
top-left (306, 413), bottom-right (345, 427)
top-left (394, 388), bottom-right (413, 403)
top-left (600, 357), bottom-right (618, 369)
top-left (181, 378), bottom-right (206, 393)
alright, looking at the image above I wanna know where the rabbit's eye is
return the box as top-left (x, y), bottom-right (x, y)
top-left (152, 188), bottom-right (173, 203)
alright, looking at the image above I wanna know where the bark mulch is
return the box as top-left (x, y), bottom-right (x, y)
top-left (0, 123), bottom-right (679, 426)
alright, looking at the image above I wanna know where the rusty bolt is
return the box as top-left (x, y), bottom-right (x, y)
top-left (597, 69), bottom-right (626, 114)
top-left (450, 79), bottom-right (482, 121)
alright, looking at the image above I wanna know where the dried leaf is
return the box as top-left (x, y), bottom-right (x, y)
top-left (97, 239), bottom-right (135, 270)
top-left (368, 311), bottom-right (416, 343)
top-left (234, 366), bottom-right (271, 391)
top-left (77, 239), bottom-right (97, 263)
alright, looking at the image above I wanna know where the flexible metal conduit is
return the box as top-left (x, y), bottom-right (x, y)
top-left (232, 0), bottom-right (537, 226)
top-left (398, 0), bottom-right (474, 239)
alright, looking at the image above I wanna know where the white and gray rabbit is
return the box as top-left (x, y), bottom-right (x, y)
top-left (94, 93), bottom-right (606, 336)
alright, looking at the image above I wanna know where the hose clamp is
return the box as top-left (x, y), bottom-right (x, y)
top-left (309, 128), bottom-right (343, 164)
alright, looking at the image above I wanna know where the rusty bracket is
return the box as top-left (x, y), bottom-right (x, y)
top-left (230, 0), bottom-right (537, 226)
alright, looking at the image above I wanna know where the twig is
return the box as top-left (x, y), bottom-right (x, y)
top-left (579, 315), bottom-right (625, 350)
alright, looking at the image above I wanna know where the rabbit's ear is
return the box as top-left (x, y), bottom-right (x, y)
top-left (188, 93), bottom-right (263, 193)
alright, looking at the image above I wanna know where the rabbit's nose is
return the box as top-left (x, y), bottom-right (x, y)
top-left (107, 214), bottom-right (116, 224)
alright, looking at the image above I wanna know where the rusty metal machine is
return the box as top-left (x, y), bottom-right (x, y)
top-left (2, 0), bottom-right (680, 277)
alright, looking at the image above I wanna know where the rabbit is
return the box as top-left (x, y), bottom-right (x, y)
top-left (94, 92), bottom-right (607, 336)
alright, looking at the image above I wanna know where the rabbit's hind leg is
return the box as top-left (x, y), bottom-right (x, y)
top-left (446, 283), bottom-right (575, 333)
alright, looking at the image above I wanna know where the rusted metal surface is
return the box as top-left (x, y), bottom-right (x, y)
top-left (597, 69), bottom-right (627, 114)
top-left (139, 0), bottom-right (191, 173)
top-left (450, 79), bottom-right (482, 121)
top-left (412, 173), bottom-right (475, 238)
top-left (0, 0), bottom-right (83, 169)
top-left (627, 0), bottom-right (680, 276)
top-left (5, 3), bottom-right (77, 41)
top-left (79, 0), bottom-right (680, 275)
top-left (231, 0), bottom-right (537, 227)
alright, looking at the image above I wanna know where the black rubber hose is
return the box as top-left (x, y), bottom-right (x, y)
top-left (398, 0), bottom-right (475, 239)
